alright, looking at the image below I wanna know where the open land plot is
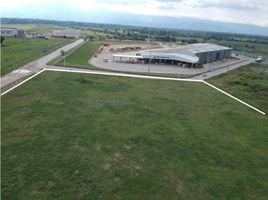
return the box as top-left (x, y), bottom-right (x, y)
top-left (1, 38), bottom-right (73, 76)
top-left (2, 71), bottom-right (268, 200)
top-left (208, 63), bottom-right (268, 114)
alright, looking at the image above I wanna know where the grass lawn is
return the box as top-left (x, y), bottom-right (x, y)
top-left (208, 63), bottom-right (268, 114)
top-left (2, 71), bottom-right (268, 200)
top-left (57, 41), bottom-right (101, 68)
top-left (1, 38), bottom-right (73, 76)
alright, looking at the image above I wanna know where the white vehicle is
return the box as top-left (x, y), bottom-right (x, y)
top-left (255, 56), bottom-right (262, 63)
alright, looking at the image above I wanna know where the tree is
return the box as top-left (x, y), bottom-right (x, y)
top-left (1, 36), bottom-right (4, 44)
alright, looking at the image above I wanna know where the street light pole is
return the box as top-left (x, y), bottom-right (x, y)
top-left (64, 53), bottom-right (66, 67)
top-left (148, 50), bottom-right (152, 73)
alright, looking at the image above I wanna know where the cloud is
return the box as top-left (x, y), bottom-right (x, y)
top-left (155, 0), bottom-right (181, 2)
top-left (97, 0), bottom-right (145, 5)
top-left (195, 0), bottom-right (261, 11)
top-left (1, 0), bottom-right (268, 27)
top-left (158, 5), bottom-right (176, 10)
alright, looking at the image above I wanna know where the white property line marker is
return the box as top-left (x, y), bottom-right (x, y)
top-left (45, 68), bottom-right (203, 82)
top-left (203, 81), bottom-right (266, 115)
top-left (1, 69), bottom-right (46, 96)
top-left (1, 68), bottom-right (266, 115)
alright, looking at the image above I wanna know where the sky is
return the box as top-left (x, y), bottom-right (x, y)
top-left (1, 0), bottom-right (268, 27)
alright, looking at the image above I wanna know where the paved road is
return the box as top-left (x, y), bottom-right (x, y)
top-left (192, 58), bottom-right (253, 80)
top-left (1, 39), bottom-right (84, 88)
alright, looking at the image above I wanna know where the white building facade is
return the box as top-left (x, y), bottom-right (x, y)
top-left (52, 29), bottom-right (81, 39)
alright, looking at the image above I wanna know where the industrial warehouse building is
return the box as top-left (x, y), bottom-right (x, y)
top-left (0, 28), bottom-right (25, 38)
top-left (113, 43), bottom-right (232, 67)
top-left (52, 29), bottom-right (81, 39)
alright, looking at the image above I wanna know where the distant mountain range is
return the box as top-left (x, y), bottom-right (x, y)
top-left (2, 14), bottom-right (268, 37)
top-left (86, 12), bottom-right (268, 36)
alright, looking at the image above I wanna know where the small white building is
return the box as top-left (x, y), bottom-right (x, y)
top-left (52, 29), bottom-right (81, 39)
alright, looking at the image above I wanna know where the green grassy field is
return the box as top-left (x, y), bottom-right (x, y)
top-left (208, 63), bottom-right (268, 114)
top-left (2, 71), bottom-right (268, 200)
top-left (1, 38), bottom-right (72, 76)
top-left (57, 41), bottom-right (101, 68)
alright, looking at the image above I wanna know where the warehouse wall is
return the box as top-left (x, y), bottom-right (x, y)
top-left (195, 49), bottom-right (232, 64)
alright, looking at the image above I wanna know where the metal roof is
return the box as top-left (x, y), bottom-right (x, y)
top-left (111, 43), bottom-right (231, 64)
top-left (113, 54), bottom-right (142, 58)
top-left (140, 51), bottom-right (199, 63)
top-left (140, 43), bottom-right (231, 63)
top-left (142, 43), bottom-right (231, 54)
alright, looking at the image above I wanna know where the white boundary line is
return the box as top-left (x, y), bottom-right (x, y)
top-left (1, 69), bottom-right (46, 96)
top-left (203, 81), bottom-right (265, 115)
top-left (45, 68), bottom-right (203, 82)
top-left (1, 68), bottom-right (265, 115)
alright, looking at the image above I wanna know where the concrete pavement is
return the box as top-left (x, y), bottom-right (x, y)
top-left (192, 58), bottom-right (252, 80)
